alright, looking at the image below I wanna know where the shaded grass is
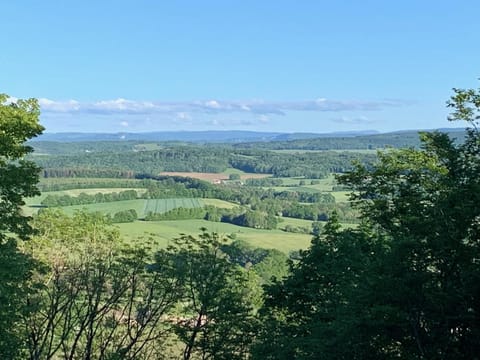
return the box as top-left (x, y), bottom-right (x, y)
top-left (201, 198), bottom-right (238, 209)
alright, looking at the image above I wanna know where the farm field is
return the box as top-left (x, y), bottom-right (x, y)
top-left (38, 177), bottom-right (145, 187)
top-left (278, 217), bottom-right (314, 229)
top-left (201, 198), bottom-right (238, 209)
top-left (58, 199), bottom-right (147, 217)
top-left (24, 195), bottom-right (237, 218)
top-left (144, 198), bottom-right (203, 214)
top-left (116, 219), bottom-right (313, 253)
top-left (49, 188), bottom-right (147, 197)
top-left (21, 173), bottom-right (354, 255)
top-left (271, 175), bottom-right (351, 202)
top-left (23, 188), bottom-right (146, 216)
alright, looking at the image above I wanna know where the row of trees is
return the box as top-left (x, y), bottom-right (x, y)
top-left (145, 205), bottom-right (280, 230)
top-left (41, 189), bottom-right (139, 207)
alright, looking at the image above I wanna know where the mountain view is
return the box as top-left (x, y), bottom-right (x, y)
top-left (2, 1), bottom-right (480, 359)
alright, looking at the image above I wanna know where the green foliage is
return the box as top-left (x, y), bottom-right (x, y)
top-left (41, 189), bottom-right (139, 206)
top-left (32, 142), bottom-right (375, 180)
top-left (245, 177), bottom-right (284, 186)
top-left (255, 86), bottom-right (480, 359)
top-left (282, 224), bottom-right (310, 234)
top-left (0, 94), bottom-right (43, 358)
top-left (447, 84), bottom-right (480, 126)
top-left (0, 94), bottom-right (44, 242)
top-left (145, 206), bottom-right (206, 221)
top-left (37, 178), bottom-right (146, 192)
top-left (234, 129), bottom-right (465, 151)
top-left (220, 208), bottom-right (279, 230)
top-left (254, 217), bottom-right (379, 359)
top-left (111, 208), bottom-right (138, 223)
top-left (221, 240), bottom-right (289, 283)
top-left (0, 240), bottom-right (36, 359)
top-left (25, 209), bottom-right (181, 359)
top-left (154, 230), bottom-right (260, 359)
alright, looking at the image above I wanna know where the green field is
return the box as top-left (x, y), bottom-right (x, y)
top-left (38, 177), bottom-right (145, 187)
top-left (58, 199), bottom-right (148, 216)
top-left (269, 175), bottom-right (352, 202)
top-left (23, 188), bottom-right (147, 216)
top-left (144, 198), bottom-right (203, 214)
top-left (278, 217), bottom-right (314, 229)
top-left (116, 219), bottom-right (313, 253)
top-left (202, 198), bottom-right (238, 209)
top-left (51, 198), bottom-right (204, 218)
top-left (24, 195), bottom-right (238, 219)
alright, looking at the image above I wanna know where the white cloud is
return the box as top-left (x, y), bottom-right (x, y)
top-left (37, 97), bottom-right (409, 118)
top-left (331, 115), bottom-right (374, 124)
top-left (258, 114), bottom-right (270, 123)
top-left (205, 100), bottom-right (221, 109)
top-left (176, 112), bottom-right (191, 121)
top-left (120, 121), bottom-right (129, 127)
top-left (39, 98), bottom-right (80, 112)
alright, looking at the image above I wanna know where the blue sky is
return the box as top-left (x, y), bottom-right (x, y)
top-left (2, 1), bottom-right (479, 133)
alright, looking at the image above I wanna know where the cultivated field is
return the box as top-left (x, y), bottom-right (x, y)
top-left (271, 175), bottom-right (352, 202)
top-left (143, 198), bottom-right (203, 214)
top-left (24, 195), bottom-right (237, 218)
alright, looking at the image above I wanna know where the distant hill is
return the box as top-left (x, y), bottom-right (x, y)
top-left (34, 131), bottom-right (280, 143)
top-left (233, 128), bottom-right (466, 150)
top-left (33, 130), bottom-right (380, 143)
top-left (30, 129), bottom-right (466, 154)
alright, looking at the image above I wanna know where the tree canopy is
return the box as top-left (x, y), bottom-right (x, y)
top-left (254, 86), bottom-right (480, 359)
top-left (0, 94), bottom-right (44, 358)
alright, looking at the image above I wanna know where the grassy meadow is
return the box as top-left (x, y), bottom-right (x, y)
top-left (116, 219), bottom-right (313, 253)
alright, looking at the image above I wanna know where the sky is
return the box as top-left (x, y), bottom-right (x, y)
top-left (2, 0), bottom-right (479, 134)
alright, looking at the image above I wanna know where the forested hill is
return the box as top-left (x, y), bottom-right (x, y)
top-left (234, 128), bottom-right (466, 150)
top-left (31, 145), bottom-right (376, 178)
top-left (30, 128), bottom-right (465, 151)
top-left (29, 129), bottom-right (465, 179)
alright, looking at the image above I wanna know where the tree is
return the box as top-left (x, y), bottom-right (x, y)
top-left (0, 94), bottom-right (43, 358)
top-left (154, 230), bottom-right (260, 360)
top-left (0, 94), bottom-right (44, 241)
top-left (25, 209), bottom-right (182, 360)
top-left (255, 85), bottom-right (480, 359)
